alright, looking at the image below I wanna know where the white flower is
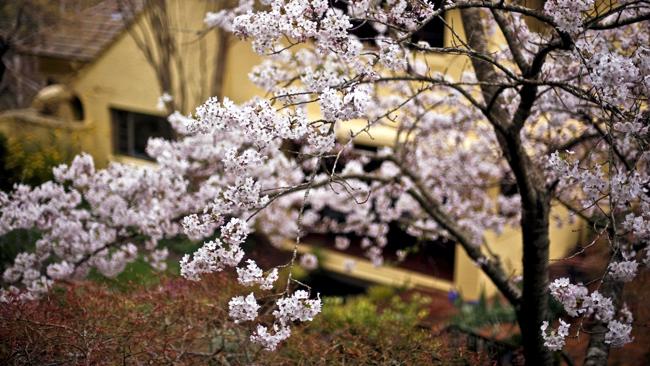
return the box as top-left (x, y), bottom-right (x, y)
top-left (396, 250), bottom-right (407, 262)
top-left (299, 253), bottom-right (318, 270)
top-left (237, 259), bottom-right (278, 290)
top-left (549, 278), bottom-right (588, 317)
top-left (229, 292), bottom-right (260, 323)
top-left (156, 92), bottom-right (173, 111)
top-left (543, 0), bottom-right (594, 35)
top-left (307, 131), bottom-right (335, 154)
top-left (378, 41), bottom-right (406, 71)
top-left (365, 246), bottom-right (383, 267)
top-left (46, 261), bottom-right (74, 280)
top-left (182, 214), bottom-right (217, 240)
top-left (582, 291), bottom-right (615, 322)
top-left (250, 323), bottom-right (291, 351)
top-left (273, 290), bottom-right (322, 324)
top-left (335, 236), bottom-right (350, 250)
top-left (221, 218), bottom-right (250, 246)
top-left (237, 259), bottom-right (263, 286)
top-left (541, 319), bottom-right (570, 351)
top-left (608, 260), bottom-right (638, 282)
top-left (180, 239), bottom-right (244, 281)
top-left (148, 248), bottom-right (169, 272)
top-left (605, 320), bottom-right (633, 347)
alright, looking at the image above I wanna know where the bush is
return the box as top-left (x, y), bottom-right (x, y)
top-left (0, 130), bottom-right (78, 189)
top-left (0, 275), bottom-right (489, 365)
top-left (0, 275), bottom-right (244, 365)
top-left (268, 290), bottom-right (436, 364)
top-left (0, 229), bottom-right (39, 275)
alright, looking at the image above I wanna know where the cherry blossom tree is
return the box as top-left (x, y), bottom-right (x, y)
top-left (1, 0), bottom-right (649, 364)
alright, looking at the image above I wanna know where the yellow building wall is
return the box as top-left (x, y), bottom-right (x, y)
top-left (66, 0), bottom-right (263, 167)
top-left (456, 204), bottom-right (583, 300)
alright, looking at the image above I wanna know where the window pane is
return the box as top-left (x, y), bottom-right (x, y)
top-left (111, 108), bottom-right (173, 160)
top-left (331, 0), bottom-right (445, 48)
top-left (132, 112), bottom-right (172, 159)
top-left (111, 109), bottom-right (130, 156)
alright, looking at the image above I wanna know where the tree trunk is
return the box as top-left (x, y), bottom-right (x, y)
top-left (584, 320), bottom-right (610, 366)
top-left (460, 8), bottom-right (554, 365)
top-left (519, 188), bottom-right (553, 366)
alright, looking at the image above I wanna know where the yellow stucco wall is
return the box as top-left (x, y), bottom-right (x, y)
top-left (68, 0), bottom-right (258, 166)
top-left (455, 204), bottom-right (583, 300)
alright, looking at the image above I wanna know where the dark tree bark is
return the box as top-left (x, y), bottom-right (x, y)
top-left (460, 8), bottom-right (553, 365)
top-left (517, 180), bottom-right (553, 366)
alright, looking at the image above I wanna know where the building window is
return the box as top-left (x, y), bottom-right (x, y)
top-left (111, 108), bottom-right (173, 160)
top-left (332, 0), bottom-right (446, 48)
top-left (410, 1), bottom-right (445, 48)
top-left (70, 96), bottom-right (85, 121)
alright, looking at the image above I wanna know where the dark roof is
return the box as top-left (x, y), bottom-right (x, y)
top-left (17, 0), bottom-right (143, 62)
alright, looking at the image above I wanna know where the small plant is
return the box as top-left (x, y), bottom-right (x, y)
top-left (451, 291), bottom-right (518, 333)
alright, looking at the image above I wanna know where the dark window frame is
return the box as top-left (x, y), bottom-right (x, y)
top-left (110, 108), bottom-right (173, 160)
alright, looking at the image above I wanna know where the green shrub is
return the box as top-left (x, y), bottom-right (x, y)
top-left (0, 229), bottom-right (40, 276)
top-left (0, 130), bottom-right (78, 188)
top-left (267, 289), bottom-right (439, 365)
top-left (451, 291), bottom-right (517, 330)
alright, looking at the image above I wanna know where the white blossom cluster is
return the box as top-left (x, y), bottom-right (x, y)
top-left (230, 0), bottom-right (351, 55)
top-left (541, 319), bottom-right (570, 351)
top-left (237, 259), bottom-right (278, 290)
top-left (243, 290), bottom-right (322, 351)
top-left (204, 0), bottom-right (253, 32)
top-left (156, 92), bottom-right (173, 111)
top-left (299, 253), bottom-right (318, 270)
top-left (250, 323), bottom-right (292, 351)
top-left (605, 305), bottom-right (634, 347)
top-left (227, 289), bottom-right (321, 351)
top-left (180, 238), bottom-right (245, 281)
top-left (543, 0), bottom-right (594, 35)
top-left (229, 292), bottom-right (261, 323)
top-left (544, 277), bottom-right (634, 349)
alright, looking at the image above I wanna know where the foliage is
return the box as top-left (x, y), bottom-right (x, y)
top-left (0, 131), bottom-right (78, 187)
top-left (0, 275), bottom-right (242, 365)
top-left (0, 275), bottom-right (487, 365)
top-left (451, 292), bottom-right (517, 331)
top-left (0, 229), bottom-right (38, 276)
top-left (270, 291), bottom-right (444, 365)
